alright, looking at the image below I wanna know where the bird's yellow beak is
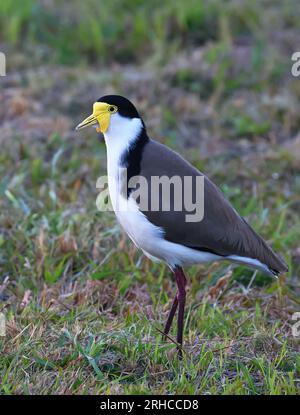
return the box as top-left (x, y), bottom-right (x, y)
top-left (75, 102), bottom-right (117, 133)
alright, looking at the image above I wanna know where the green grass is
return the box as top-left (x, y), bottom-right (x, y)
top-left (0, 115), bottom-right (299, 394)
top-left (0, 0), bottom-right (218, 63)
top-left (0, 0), bottom-right (299, 65)
top-left (1, 0), bottom-right (300, 396)
top-left (1, 270), bottom-right (299, 394)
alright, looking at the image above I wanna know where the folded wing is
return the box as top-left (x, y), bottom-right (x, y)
top-left (138, 140), bottom-right (287, 275)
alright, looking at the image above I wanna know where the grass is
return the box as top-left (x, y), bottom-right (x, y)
top-left (0, 0), bottom-right (300, 396)
top-left (0, 0), bottom-right (299, 65)
top-left (1, 269), bottom-right (299, 394)
top-left (0, 0), bottom-right (219, 63)
top-left (0, 107), bottom-right (299, 394)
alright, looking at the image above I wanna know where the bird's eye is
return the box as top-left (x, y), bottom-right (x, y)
top-left (109, 106), bottom-right (117, 113)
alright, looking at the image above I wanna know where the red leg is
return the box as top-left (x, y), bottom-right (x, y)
top-left (163, 295), bottom-right (178, 338)
top-left (162, 267), bottom-right (187, 356)
top-left (175, 267), bottom-right (187, 356)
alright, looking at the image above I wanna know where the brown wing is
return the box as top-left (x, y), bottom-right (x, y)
top-left (138, 140), bottom-right (287, 274)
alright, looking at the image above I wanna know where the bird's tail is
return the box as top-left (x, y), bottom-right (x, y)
top-left (244, 220), bottom-right (288, 276)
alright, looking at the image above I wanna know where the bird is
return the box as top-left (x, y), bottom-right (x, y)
top-left (76, 95), bottom-right (288, 355)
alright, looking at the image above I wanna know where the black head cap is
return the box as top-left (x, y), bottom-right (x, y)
top-left (97, 95), bottom-right (140, 119)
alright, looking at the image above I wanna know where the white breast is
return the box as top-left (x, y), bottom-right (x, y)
top-left (106, 157), bottom-right (222, 269)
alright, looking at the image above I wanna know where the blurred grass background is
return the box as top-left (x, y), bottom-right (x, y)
top-left (0, 0), bottom-right (260, 63)
top-left (0, 0), bottom-right (300, 395)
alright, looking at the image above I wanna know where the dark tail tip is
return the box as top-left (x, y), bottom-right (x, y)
top-left (270, 257), bottom-right (289, 276)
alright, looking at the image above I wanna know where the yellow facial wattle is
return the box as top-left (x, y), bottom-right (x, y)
top-left (76, 102), bottom-right (118, 133)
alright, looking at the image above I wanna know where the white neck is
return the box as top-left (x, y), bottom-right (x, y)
top-left (103, 113), bottom-right (143, 211)
top-left (103, 113), bottom-right (143, 168)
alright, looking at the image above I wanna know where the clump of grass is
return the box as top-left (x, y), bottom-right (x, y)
top-left (1, 0), bottom-right (298, 66)
top-left (1, 273), bottom-right (299, 394)
top-left (0, 0), bottom-right (219, 64)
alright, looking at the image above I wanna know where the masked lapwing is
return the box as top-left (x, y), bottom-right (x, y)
top-left (76, 95), bottom-right (288, 354)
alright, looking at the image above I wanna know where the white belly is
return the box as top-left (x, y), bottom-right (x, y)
top-left (108, 174), bottom-right (221, 268)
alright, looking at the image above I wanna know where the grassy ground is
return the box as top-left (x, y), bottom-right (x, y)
top-left (0, 0), bottom-right (300, 395)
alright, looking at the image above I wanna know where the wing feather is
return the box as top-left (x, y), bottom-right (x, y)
top-left (138, 140), bottom-right (287, 274)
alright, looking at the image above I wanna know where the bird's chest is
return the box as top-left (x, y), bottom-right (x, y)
top-left (106, 158), bottom-right (161, 251)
